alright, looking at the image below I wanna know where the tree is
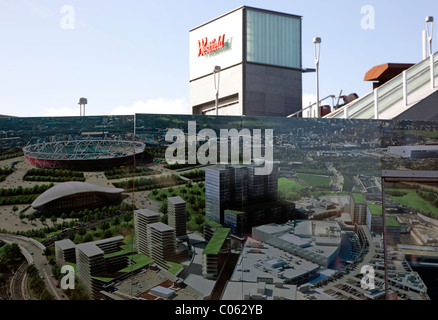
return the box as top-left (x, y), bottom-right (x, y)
top-left (122, 212), bottom-right (132, 226)
top-left (18, 212), bottom-right (25, 223)
top-left (112, 216), bottom-right (120, 226)
top-left (11, 205), bottom-right (18, 213)
top-left (68, 281), bottom-right (90, 300)
top-left (0, 243), bottom-right (23, 272)
top-left (28, 214), bottom-right (36, 225)
top-left (39, 215), bottom-right (46, 225)
top-left (68, 232), bottom-right (75, 242)
top-left (99, 221), bottom-right (110, 231)
top-left (195, 215), bottom-right (204, 226)
top-left (78, 228), bottom-right (86, 236)
top-left (158, 202), bottom-right (168, 214)
top-left (103, 230), bottom-right (112, 239)
top-left (160, 214), bottom-right (168, 225)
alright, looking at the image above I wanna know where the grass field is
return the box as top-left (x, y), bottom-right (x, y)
top-left (392, 130), bottom-right (438, 139)
top-left (388, 188), bottom-right (438, 218)
top-left (278, 177), bottom-right (306, 192)
top-left (278, 177), bottom-right (307, 200)
top-left (295, 173), bottom-right (331, 188)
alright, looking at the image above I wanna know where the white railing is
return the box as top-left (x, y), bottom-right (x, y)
top-left (326, 51), bottom-right (438, 119)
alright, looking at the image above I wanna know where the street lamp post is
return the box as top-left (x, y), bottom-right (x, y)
top-left (313, 37), bottom-right (321, 118)
top-left (213, 65), bottom-right (221, 116)
top-left (426, 16), bottom-right (434, 56)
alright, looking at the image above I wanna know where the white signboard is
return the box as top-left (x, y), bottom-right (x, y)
top-left (189, 8), bottom-right (243, 81)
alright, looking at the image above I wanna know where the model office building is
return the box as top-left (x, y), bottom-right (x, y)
top-left (202, 227), bottom-right (231, 279)
top-left (133, 208), bottom-right (178, 269)
top-left (147, 222), bottom-right (177, 269)
top-left (205, 163), bottom-right (295, 236)
top-left (350, 193), bottom-right (368, 225)
top-left (134, 209), bottom-right (160, 256)
top-left (168, 196), bottom-right (188, 239)
top-left (55, 236), bottom-right (127, 299)
top-left (205, 163), bottom-right (279, 223)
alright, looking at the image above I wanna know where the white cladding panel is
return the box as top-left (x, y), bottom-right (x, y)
top-left (189, 8), bottom-right (243, 81)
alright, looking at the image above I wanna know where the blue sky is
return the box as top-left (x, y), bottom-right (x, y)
top-left (0, 0), bottom-right (436, 117)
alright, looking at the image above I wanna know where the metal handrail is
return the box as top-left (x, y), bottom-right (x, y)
top-left (286, 95), bottom-right (336, 117)
top-left (326, 50), bottom-right (438, 119)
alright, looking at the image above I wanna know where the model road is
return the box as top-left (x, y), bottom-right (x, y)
top-left (10, 261), bottom-right (29, 300)
top-left (0, 233), bottom-right (67, 300)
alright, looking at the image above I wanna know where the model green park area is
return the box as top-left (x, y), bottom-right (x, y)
top-left (387, 188), bottom-right (438, 218)
top-left (278, 176), bottom-right (343, 201)
top-left (295, 173), bottom-right (331, 188)
top-left (148, 182), bottom-right (205, 232)
top-left (278, 177), bottom-right (306, 192)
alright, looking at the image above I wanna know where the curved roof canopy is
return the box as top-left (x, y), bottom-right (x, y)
top-left (32, 181), bottom-right (124, 209)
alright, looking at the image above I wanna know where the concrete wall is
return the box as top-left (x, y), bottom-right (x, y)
top-left (190, 65), bottom-right (243, 115)
top-left (244, 63), bottom-right (302, 117)
top-left (395, 90), bottom-right (438, 121)
top-left (190, 62), bottom-right (302, 117)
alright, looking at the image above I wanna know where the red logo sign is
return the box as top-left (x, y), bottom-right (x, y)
top-left (198, 34), bottom-right (225, 57)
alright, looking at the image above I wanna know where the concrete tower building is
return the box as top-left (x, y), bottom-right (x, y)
top-left (190, 6), bottom-right (303, 116)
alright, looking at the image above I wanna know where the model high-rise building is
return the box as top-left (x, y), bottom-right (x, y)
top-left (55, 239), bottom-right (76, 267)
top-left (74, 236), bottom-right (124, 299)
top-left (202, 228), bottom-right (230, 279)
top-left (168, 196), bottom-right (187, 238)
top-left (205, 163), bottom-right (279, 225)
top-left (147, 222), bottom-right (177, 269)
top-left (351, 193), bottom-right (367, 225)
top-left (205, 165), bottom-right (233, 225)
top-left (134, 209), bottom-right (160, 255)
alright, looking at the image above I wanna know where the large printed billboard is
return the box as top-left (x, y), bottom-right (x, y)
top-left (0, 114), bottom-right (438, 302)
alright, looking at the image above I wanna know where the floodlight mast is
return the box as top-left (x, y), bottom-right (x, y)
top-left (313, 37), bottom-right (321, 118)
top-left (213, 66), bottom-right (221, 116)
top-left (426, 16), bottom-right (434, 56)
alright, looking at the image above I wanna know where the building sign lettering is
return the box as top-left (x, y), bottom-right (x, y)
top-left (198, 34), bottom-right (226, 57)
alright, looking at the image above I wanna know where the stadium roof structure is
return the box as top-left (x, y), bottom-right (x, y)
top-left (23, 139), bottom-right (145, 170)
top-left (31, 181), bottom-right (124, 209)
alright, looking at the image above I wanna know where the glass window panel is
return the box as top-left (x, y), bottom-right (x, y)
top-left (246, 9), bottom-right (301, 69)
